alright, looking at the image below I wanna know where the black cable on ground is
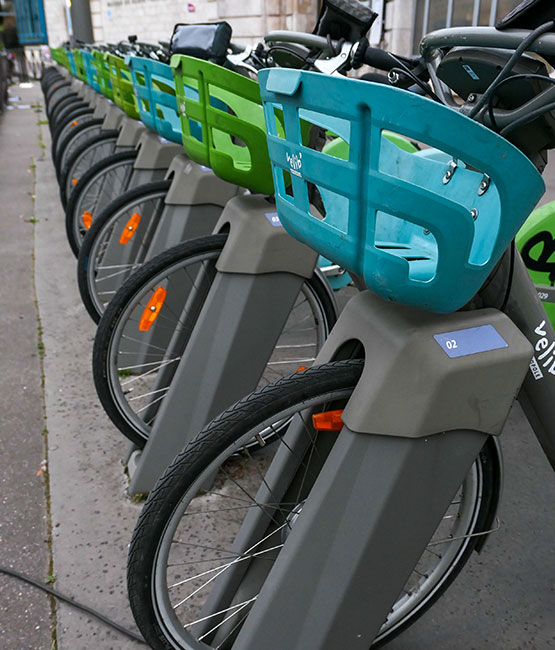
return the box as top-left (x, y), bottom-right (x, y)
top-left (0, 565), bottom-right (146, 645)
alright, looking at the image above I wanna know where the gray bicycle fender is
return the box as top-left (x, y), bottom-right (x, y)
top-left (163, 154), bottom-right (240, 206)
top-left (99, 104), bottom-right (125, 130)
top-left (92, 96), bottom-right (110, 118)
top-left (131, 131), bottom-right (181, 168)
top-left (315, 291), bottom-right (533, 437)
top-left (114, 119), bottom-right (147, 148)
top-left (214, 194), bottom-right (319, 278)
top-left (78, 84), bottom-right (89, 100)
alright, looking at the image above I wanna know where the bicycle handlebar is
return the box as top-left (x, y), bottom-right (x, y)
top-left (361, 45), bottom-right (399, 71)
top-left (265, 31), bottom-right (337, 55)
top-left (420, 26), bottom-right (555, 60)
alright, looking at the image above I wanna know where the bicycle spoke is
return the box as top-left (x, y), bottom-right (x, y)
top-left (197, 597), bottom-right (257, 640)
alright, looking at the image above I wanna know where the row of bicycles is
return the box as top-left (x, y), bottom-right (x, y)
top-left (41, 0), bottom-right (554, 648)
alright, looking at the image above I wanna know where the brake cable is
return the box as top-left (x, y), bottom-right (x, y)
top-left (387, 60), bottom-right (441, 101)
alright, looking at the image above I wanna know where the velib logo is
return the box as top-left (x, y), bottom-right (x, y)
top-left (286, 151), bottom-right (302, 177)
top-left (530, 320), bottom-right (555, 379)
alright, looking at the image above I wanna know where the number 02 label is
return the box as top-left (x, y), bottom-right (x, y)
top-left (434, 325), bottom-right (508, 358)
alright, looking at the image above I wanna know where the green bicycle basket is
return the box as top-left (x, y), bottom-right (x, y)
top-left (171, 55), bottom-right (276, 194)
top-left (92, 50), bottom-right (114, 100)
top-left (105, 53), bottom-right (140, 119)
top-left (517, 200), bottom-right (555, 326)
top-left (50, 47), bottom-right (65, 67)
top-left (260, 68), bottom-right (545, 313)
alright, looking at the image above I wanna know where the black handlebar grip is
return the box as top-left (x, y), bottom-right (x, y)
top-left (362, 45), bottom-right (399, 71)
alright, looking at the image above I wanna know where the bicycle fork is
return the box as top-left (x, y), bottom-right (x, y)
top-left (128, 194), bottom-right (324, 494)
top-left (206, 291), bottom-right (533, 649)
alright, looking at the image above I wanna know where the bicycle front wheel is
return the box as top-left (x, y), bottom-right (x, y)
top-left (60, 130), bottom-right (119, 208)
top-left (127, 359), bottom-right (498, 650)
top-left (54, 118), bottom-right (104, 180)
top-left (65, 149), bottom-right (138, 256)
top-left (77, 180), bottom-right (172, 319)
top-left (93, 234), bottom-right (337, 447)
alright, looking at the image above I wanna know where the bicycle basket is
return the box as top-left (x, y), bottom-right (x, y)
top-left (105, 52), bottom-right (140, 119)
top-left (72, 49), bottom-right (87, 82)
top-left (92, 50), bottom-right (113, 100)
top-left (171, 55), bottom-right (275, 193)
top-left (66, 50), bottom-right (77, 77)
top-left (82, 50), bottom-right (101, 93)
top-left (128, 56), bottom-right (192, 143)
top-left (50, 47), bottom-right (66, 67)
top-left (259, 69), bottom-right (545, 313)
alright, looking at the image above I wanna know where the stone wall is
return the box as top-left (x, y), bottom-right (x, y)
top-left (45, 0), bottom-right (319, 48)
top-left (381, 0), bottom-right (416, 56)
top-left (44, 0), bottom-right (416, 59)
top-left (43, 0), bottom-right (71, 47)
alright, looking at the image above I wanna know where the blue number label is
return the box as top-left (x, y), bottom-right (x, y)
top-left (265, 212), bottom-right (282, 227)
top-left (434, 324), bottom-right (508, 358)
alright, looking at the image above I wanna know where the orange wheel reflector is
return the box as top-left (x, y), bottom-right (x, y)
top-left (71, 120), bottom-right (78, 127)
top-left (72, 178), bottom-right (78, 186)
top-left (139, 286), bottom-right (167, 332)
top-left (296, 365), bottom-right (307, 372)
top-left (120, 212), bottom-right (141, 244)
top-left (82, 211), bottom-right (93, 230)
top-left (312, 409), bottom-right (344, 431)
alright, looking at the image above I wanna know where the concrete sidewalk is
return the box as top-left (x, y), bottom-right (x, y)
top-left (34, 91), bottom-right (144, 648)
top-left (1, 82), bottom-right (144, 649)
top-left (0, 76), bottom-right (553, 650)
top-left (0, 85), bottom-right (52, 650)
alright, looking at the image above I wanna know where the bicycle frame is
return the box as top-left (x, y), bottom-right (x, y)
top-left (121, 19), bottom-right (555, 650)
top-left (486, 249), bottom-right (555, 468)
top-left (216, 27), bottom-right (555, 650)
top-left (196, 247), bottom-right (553, 650)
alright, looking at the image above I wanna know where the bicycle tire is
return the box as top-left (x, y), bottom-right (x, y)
top-left (65, 149), bottom-right (139, 256)
top-left (59, 130), bottom-right (119, 208)
top-left (45, 82), bottom-right (72, 113)
top-left (127, 359), bottom-right (499, 650)
top-left (93, 234), bottom-right (337, 447)
top-left (77, 180), bottom-right (172, 318)
top-left (50, 101), bottom-right (91, 136)
top-left (51, 108), bottom-right (94, 160)
top-left (49, 96), bottom-right (87, 129)
top-left (41, 69), bottom-right (62, 93)
top-left (54, 118), bottom-right (104, 180)
top-left (45, 78), bottom-right (71, 100)
top-left (47, 93), bottom-right (80, 129)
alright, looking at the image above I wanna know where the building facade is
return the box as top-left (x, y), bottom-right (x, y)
top-left (40, 0), bottom-right (521, 56)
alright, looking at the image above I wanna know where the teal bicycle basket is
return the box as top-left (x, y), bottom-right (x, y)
top-left (66, 50), bottom-right (77, 77)
top-left (259, 69), bottom-right (545, 313)
top-left (128, 56), bottom-right (190, 143)
top-left (82, 50), bottom-right (101, 93)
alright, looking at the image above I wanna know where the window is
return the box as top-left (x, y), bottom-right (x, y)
top-left (412, 0), bottom-right (522, 53)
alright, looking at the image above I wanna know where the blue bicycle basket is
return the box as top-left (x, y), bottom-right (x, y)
top-left (127, 56), bottom-right (191, 143)
top-left (66, 50), bottom-right (77, 77)
top-left (259, 69), bottom-right (545, 313)
top-left (81, 50), bottom-right (101, 93)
